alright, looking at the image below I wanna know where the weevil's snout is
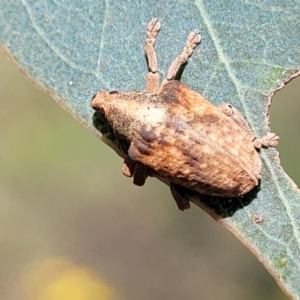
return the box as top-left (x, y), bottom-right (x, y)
top-left (91, 90), bottom-right (122, 113)
top-left (91, 90), bottom-right (110, 113)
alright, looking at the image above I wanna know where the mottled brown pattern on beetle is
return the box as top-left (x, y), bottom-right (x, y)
top-left (92, 81), bottom-right (262, 198)
top-left (128, 81), bottom-right (262, 197)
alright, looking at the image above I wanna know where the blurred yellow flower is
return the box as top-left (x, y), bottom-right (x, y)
top-left (23, 257), bottom-right (120, 300)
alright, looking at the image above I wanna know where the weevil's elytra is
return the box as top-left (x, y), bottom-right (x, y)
top-left (91, 18), bottom-right (279, 211)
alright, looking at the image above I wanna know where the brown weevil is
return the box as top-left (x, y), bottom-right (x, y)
top-left (91, 18), bottom-right (279, 211)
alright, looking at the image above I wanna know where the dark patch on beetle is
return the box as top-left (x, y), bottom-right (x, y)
top-left (133, 138), bottom-right (151, 155)
top-left (160, 81), bottom-right (182, 103)
top-left (140, 128), bottom-right (157, 142)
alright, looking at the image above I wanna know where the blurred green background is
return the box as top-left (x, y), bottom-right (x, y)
top-left (0, 50), bottom-right (299, 300)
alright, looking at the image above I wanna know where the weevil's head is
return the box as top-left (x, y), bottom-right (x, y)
top-left (91, 89), bottom-right (137, 140)
top-left (91, 90), bottom-right (125, 155)
top-left (91, 90), bottom-right (120, 116)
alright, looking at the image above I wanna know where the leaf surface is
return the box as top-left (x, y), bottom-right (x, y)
top-left (1, 0), bottom-right (300, 298)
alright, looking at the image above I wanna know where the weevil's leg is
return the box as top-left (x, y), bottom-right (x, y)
top-left (170, 183), bottom-right (190, 211)
top-left (122, 156), bottom-right (134, 177)
top-left (160, 30), bottom-right (201, 91)
top-left (122, 157), bottom-right (148, 186)
top-left (132, 162), bottom-right (148, 186)
top-left (122, 138), bottom-right (149, 184)
top-left (219, 103), bottom-right (279, 149)
top-left (252, 132), bottom-right (279, 148)
top-left (145, 18), bottom-right (161, 93)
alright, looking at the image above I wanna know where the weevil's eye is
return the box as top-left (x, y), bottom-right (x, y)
top-left (109, 90), bottom-right (119, 95)
top-left (91, 93), bottom-right (97, 101)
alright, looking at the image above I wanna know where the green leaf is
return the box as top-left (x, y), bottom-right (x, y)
top-left (0, 0), bottom-right (300, 298)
